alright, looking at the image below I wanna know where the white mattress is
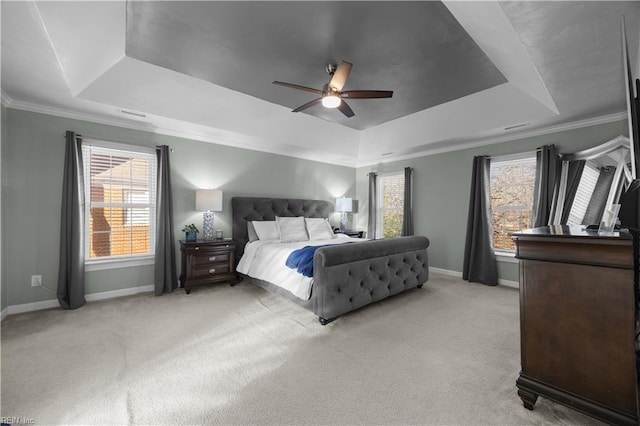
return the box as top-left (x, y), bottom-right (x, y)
top-left (236, 234), bottom-right (357, 300)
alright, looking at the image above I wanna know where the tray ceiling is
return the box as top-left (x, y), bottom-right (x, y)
top-left (125, 1), bottom-right (507, 130)
top-left (2, 1), bottom-right (639, 166)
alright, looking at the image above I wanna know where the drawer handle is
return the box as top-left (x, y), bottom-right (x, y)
top-left (225, 245), bottom-right (229, 248)
top-left (209, 256), bottom-right (216, 261)
top-left (208, 268), bottom-right (216, 274)
top-left (194, 246), bottom-right (200, 251)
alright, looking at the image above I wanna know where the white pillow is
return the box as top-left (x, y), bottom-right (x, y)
top-left (276, 216), bottom-right (309, 242)
top-left (252, 221), bottom-right (280, 241)
top-left (247, 222), bottom-right (259, 242)
top-left (305, 218), bottom-right (335, 241)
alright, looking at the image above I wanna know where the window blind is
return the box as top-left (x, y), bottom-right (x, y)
top-left (566, 163), bottom-right (599, 226)
top-left (376, 172), bottom-right (405, 238)
top-left (82, 143), bottom-right (157, 261)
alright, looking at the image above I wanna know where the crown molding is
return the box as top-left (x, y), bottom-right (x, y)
top-left (1, 91), bottom-right (14, 107)
top-left (8, 99), bottom-right (159, 132)
top-left (520, 111), bottom-right (627, 138)
top-left (5, 97), bottom-right (627, 170)
top-left (5, 99), bottom-right (358, 168)
top-left (355, 111), bottom-right (627, 168)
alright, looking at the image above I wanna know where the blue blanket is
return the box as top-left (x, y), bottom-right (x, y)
top-left (285, 245), bottom-right (329, 277)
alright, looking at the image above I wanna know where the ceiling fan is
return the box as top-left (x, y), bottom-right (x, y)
top-left (272, 61), bottom-right (393, 118)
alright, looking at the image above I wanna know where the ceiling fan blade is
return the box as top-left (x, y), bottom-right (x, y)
top-left (273, 81), bottom-right (322, 95)
top-left (329, 61), bottom-right (352, 91)
top-left (337, 100), bottom-right (355, 118)
top-left (341, 90), bottom-right (393, 99)
top-left (292, 98), bottom-right (323, 113)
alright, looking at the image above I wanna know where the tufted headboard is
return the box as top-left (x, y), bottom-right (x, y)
top-left (231, 197), bottom-right (332, 259)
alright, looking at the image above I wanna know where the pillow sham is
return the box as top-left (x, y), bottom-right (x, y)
top-left (276, 216), bottom-right (309, 242)
top-left (247, 222), bottom-right (259, 242)
top-left (305, 218), bottom-right (335, 241)
top-left (252, 221), bottom-right (280, 241)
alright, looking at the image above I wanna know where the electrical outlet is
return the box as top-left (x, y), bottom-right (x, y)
top-left (31, 275), bottom-right (42, 287)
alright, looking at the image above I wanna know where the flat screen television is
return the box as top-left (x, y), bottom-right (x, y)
top-left (617, 17), bottom-right (640, 230)
top-left (623, 20), bottom-right (640, 176)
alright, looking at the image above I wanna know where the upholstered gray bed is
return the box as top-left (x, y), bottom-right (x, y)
top-left (232, 197), bottom-right (430, 324)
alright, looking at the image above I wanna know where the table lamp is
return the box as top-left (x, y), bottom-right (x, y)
top-left (336, 197), bottom-right (353, 232)
top-left (196, 189), bottom-right (223, 239)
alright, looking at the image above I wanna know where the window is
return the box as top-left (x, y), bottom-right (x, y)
top-left (566, 162), bottom-right (599, 225)
top-left (82, 141), bottom-right (157, 264)
top-left (376, 172), bottom-right (404, 238)
top-left (490, 156), bottom-right (537, 251)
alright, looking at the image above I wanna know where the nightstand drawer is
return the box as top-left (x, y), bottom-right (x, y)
top-left (191, 263), bottom-right (230, 279)
top-left (192, 252), bottom-right (230, 266)
top-left (184, 244), bottom-right (234, 254)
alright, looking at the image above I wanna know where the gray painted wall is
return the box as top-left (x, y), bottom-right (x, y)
top-left (1, 105), bottom-right (7, 311)
top-left (355, 120), bottom-right (629, 283)
top-left (4, 108), bottom-right (355, 306)
top-left (2, 106), bottom-right (630, 309)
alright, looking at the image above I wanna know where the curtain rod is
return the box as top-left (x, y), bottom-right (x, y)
top-left (63, 132), bottom-right (173, 151)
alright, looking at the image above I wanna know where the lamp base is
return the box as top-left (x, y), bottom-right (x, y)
top-left (203, 211), bottom-right (214, 239)
top-left (340, 212), bottom-right (348, 232)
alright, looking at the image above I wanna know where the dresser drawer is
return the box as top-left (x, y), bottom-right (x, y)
top-left (192, 252), bottom-right (230, 266)
top-left (191, 263), bottom-right (230, 279)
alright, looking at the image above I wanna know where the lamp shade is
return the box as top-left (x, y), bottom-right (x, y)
top-left (336, 197), bottom-right (353, 213)
top-left (196, 189), bottom-right (223, 212)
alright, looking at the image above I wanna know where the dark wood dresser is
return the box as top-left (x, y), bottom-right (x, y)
top-left (179, 239), bottom-right (237, 294)
top-left (512, 226), bottom-right (638, 425)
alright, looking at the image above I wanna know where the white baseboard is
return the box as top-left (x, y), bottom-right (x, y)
top-left (2, 268), bottom-right (520, 319)
top-left (85, 284), bottom-right (154, 302)
top-left (429, 267), bottom-right (462, 278)
top-left (498, 279), bottom-right (519, 289)
top-left (6, 298), bottom-right (59, 316)
top-left (1, 284), bottom-right (154, 319)
top-left (429, 267), bottom-right (519, 289)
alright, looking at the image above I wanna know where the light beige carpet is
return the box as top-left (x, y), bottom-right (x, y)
top-left (1, 273), bottom-right (603, 425)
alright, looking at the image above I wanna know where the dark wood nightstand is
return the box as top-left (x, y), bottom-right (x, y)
top-left (179, 239), bottom-right (237, 294)
top-left (334, 230), bottom-right (365, 238)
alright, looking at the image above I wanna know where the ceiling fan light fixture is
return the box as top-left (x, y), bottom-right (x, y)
top-left (274, 60), bottom-right (391, 117)
top-left (322, 94), bottom-right (341, 108)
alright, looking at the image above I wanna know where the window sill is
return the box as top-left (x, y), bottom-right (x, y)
top-left (495, 251), bottom-right (519, 264)
top-left (86, 256), bottom-right (154, 272)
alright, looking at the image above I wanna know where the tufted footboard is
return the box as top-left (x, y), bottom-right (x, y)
top-left (311, 236), bottom-right (430, 323)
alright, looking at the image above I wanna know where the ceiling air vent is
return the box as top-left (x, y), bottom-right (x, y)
top-left (119, 109), bottom-right (147, 118)
top-left (504, 122), bottom-right (528, 131)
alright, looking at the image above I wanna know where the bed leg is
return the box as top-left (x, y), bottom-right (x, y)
top-left (319, 316), bottom-right (337, 326)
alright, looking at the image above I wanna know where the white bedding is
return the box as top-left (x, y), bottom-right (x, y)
top-left (236, 234), bottom-right (357, 300)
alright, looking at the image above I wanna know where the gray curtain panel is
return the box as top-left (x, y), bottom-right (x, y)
top-left (560, 160), bottom-right (586, 224)
top-left (401, 167), bottom-right (414, 236)
top-left (582, 166), bottom-right (617, 226)
top-left (154, 145), bottom-right (178, 295)
top-left (57, 131), bottom-right (86, 309)
top-left (532, 145), bottom-right (560, 227)
top-left (463, 156), bottom-right (498, 286)
top-left (367, 173), bottom-right (377, 239)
